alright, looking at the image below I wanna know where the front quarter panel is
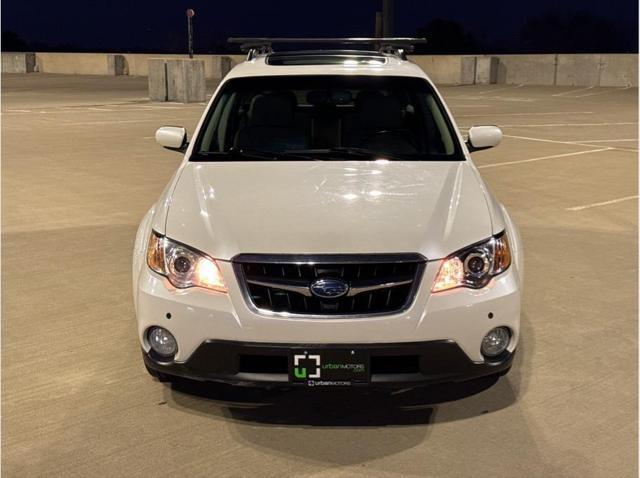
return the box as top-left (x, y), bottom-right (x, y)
top-left (132, 206), bottom-right (155, 313)
top-left (501, 204), bottom-right (524, 287)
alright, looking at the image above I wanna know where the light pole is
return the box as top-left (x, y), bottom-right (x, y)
top-left (186, 9), bottom-right (195, 58)
top-left (382, 0), bottom-right (394, 37)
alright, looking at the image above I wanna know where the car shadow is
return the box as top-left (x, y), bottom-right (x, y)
top-left (166, 373), bottom-right (511, 427)
top-left (163, 310), bottom-right (529, 429)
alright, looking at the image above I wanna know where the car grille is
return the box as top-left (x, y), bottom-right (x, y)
top-left (233, 254), bottom-right (426, 316)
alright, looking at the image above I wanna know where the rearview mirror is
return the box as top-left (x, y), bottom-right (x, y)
top-left (156, 126), bottom-right (188, 152)
top-left (467, 125), bottom-right (502, 152)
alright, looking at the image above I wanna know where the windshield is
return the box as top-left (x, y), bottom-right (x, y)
top-left (193, 75), bottom-right (462, 161)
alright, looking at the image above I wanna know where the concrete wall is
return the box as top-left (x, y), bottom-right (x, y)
top-left (408, 55), bottom-right (465, 85)
top-left (2, 52), bottom-right (243, 79)
top-left (2, 52), bottom-right (36, 73)
top-left (555, 53), bottom-right (638, 87)
top-left (395, 53), bottom-right (636, 87)
top-left (494, 54), bottom-right (557, 85)
top-left (600, 54), bottom-right (638, 87)
top-left (2, 51), bottom-right (637, 87)
top-left (35, 52), bottom-right (113, 75)
top-left (556, 54), bottom-right (601, 86)
top-left (119, 53), bottom-right (243, 77)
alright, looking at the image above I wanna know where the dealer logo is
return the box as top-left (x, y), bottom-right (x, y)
top-left (293, 353), bottom-right (321, 379)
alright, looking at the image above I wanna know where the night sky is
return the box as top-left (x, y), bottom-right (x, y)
top-left (2, 0), bottom-right (638, 53)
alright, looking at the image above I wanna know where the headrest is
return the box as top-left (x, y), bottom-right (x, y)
top-left (249, 91), bottom-right (297, 126)
top-left (330, 90), bottom-right (353, 105)
top-left (357, 93), bottom-right (403, 130)
top-left (355, 90), bottom-right (385, 108)
top-left (306, 90), bottom-right (328, 105)
top-left (306, 89), bottom-right (353, 106)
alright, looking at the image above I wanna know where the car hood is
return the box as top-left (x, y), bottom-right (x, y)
top-left (165, 160), bottom-right (493, 261)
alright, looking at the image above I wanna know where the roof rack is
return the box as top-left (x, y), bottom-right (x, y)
top-left (227, 37), bottom-right (427, 60)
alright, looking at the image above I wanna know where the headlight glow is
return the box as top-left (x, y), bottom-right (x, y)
top-left (431, 256), bottom-right (464, 292)
top-left (195, 257), bottom-right (226, 291)
top-left (146, 231), bottom-right (227, 292)
top-left (432, 231), bottom-right (511, 293)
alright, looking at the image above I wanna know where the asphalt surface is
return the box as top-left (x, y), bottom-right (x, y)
top-left (2, 74), bottom-right (638, 477)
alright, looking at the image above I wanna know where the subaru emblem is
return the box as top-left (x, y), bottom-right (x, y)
top-left (309, 278), bottom-right (350, 299)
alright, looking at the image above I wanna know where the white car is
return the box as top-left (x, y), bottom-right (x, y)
top-left (133, 38), bottom-right (523, 389)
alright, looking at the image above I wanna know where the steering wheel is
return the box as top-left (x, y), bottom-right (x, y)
top-left (359, 130), bottom-right (419, 153)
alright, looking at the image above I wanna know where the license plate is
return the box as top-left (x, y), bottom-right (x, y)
top-left (288, 349), bottom-right (369, 386)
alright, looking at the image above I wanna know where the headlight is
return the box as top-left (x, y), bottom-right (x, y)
top-left (432, 231), bottom-right (511, 292)
top-left (146, 231), bottom-right (227, 292)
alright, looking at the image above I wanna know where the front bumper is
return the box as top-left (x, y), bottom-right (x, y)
top-left (143, 339), bottom-right (515, 387)
top-left (136, 260), bottom-right (521, 364)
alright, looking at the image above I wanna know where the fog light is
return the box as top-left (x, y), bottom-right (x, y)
top-left (148, 327), bottom-right (177, 357)
top-left (481, 327), bottom-right (510, 357)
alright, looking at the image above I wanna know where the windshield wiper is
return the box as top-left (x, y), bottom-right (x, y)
top-left (195, 148), bottom-right (274, 161)
top-left (285, 147), bottom-right (411, 161)
top-left (200, 147), bottom-right (410, 162)
top-left (226, 147), bottom-right (315, 161)
top-left (330, 147), bottom-right (413, 161)
top-left (227, 147), bottom-right (280, 160)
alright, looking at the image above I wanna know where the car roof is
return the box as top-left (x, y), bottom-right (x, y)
top-left (225, 51), bottom-right (429, 81)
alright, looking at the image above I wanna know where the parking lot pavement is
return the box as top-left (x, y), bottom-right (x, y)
top-left (2, 74), bottom-right (637, 477)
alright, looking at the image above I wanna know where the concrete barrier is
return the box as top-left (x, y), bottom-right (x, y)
top-left (4, 51), bottom-right (635, 88)
top-left (460, 57), bottom-right (476, 85)
top-left (166, 59), bottom-right (206, 102)
top-left (149, 58), bottom-right (206, 102)
top-left (2, 53), bottom-right (36, 73)
top-left (107, 54), bottom-right (128, 76)
top-left (495, 54), bottom-right (557, 85)
top-left (475, 56), bottom-right (498, 84)
top-left (148, 59), bottom-right (168, 101)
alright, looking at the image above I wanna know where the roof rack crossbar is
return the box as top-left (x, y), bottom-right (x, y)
top-left (227, 37), bottom-right (427, 60)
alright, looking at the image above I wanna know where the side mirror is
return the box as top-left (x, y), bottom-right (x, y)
top-left (467, 125), bottom-right (502, 153)
top-left (155, 126), bottom-right (188, 152)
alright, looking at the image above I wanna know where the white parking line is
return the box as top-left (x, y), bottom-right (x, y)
top-left (462, 122), bottom-right (637, 128)
top-left (6, 108), bottom-right (69, 114)
top-left (64, 118), bottom-right (175, 125)
top-left (477, 148), bottom-right (611, 169)
top-left (456, 111), bottom-right (594, 117)
top-left (573, 86), bottom-right (632, 98)
top-left (2, 103), bottom-right (202, 114)
top-left (502, 134), bottom-right (639, 152)
top-left (3, 107), bottom-right (120, 114)
top-left (447, 104), bottom-right (492, 108)
top-left (135, 105), bottom-right (195, 110)
top-left (446, 95), bottom-right (535, 102)
top-left (476, 84), bottom-right (524, 95)
top-left (551, 86), bottom-right (594, 97)
top-left (566, 195), bottom-right (638, 211)
top-left (571, 139), bottom-right (638, 143)
top-left (502, 133), bottom-right (600, 146)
